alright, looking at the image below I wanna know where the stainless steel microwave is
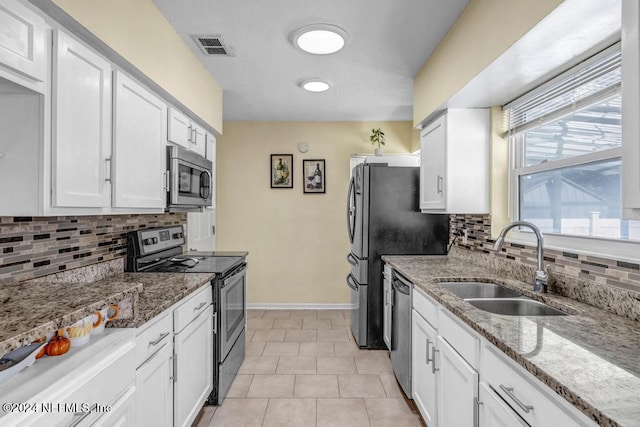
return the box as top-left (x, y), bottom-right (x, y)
top-left (166, 145), bottom-right (212, 211)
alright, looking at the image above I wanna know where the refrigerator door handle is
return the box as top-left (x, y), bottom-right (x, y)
top-left (346, 253), bottom-right (358, 266)
top-left (347, 177), bottom-right (356, 243)
top-left (346, 274), bottom-right (358, 290)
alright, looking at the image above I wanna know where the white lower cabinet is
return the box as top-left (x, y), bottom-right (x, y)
top-left (411, 308), bottom-right (438, 427)
top-left (411, 286), bottom-right (596, 427)
top-left (174, 305), bottom-right (213, 427)
top-left (478, 382), bottom-right (528, 427)
top-left (436, 335), bottom-right (478, 427)
top-left (93, 386), bottom-right (136, 427)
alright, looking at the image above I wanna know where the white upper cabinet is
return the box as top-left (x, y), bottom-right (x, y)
top-left (113, 71), bottom-right (167, 209)
top-left (0, 0), bottom-right (47, 91)
top-left (420, 109), bottom-right (490, 214)
top-left (622, 0), bottom-right (640, 219)
top-left (168, 107), bottom-right (206, 157)
top-left (52, 30), bottom-right (112, 208)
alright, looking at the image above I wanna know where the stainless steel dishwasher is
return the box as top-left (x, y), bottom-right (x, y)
top-left (390, 271), bottom-right (413, 397)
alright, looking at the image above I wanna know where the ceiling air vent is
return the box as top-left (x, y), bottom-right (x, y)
top-left (192, 35), bottom-right (232, 56)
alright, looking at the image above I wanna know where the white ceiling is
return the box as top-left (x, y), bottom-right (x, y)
top-left (152, 0), bottom-right (469, 122)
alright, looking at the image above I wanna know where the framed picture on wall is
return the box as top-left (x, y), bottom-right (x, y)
top-left (303, 159), bottom-right (326, 194)
top-left (271, 154), bottom-right (293, 188)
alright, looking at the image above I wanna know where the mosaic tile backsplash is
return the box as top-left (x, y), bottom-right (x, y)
top-left (450, 214), bottom-right (640, 319)
top-left (0, 214), bottom-right (186, 283)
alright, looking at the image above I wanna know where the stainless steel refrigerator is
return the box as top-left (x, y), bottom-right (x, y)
top-left (346, 162), bottom-right (449, 349)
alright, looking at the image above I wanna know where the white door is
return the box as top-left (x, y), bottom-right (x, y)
top-left (136, 343), bottom-right (173, 427)
top-left (93, 386), bottom-right (136, 427)
top-left (187, 208), bottom-right (216, 251)
top-left (174, 307), bottom-right (213, 427)
top-left (52, 30), bottom-right (111, 208)
top-left (437, 335), bottom-right (478, 427)
top-left (478, 382), bottom-right (528, 427)
top-left (420, 115), bottom-right (447, 210)
top-left (168, 108), bottom-right (191, 149)
top-left (0, 0), bottom-right (47, 83)
top-left (412, 310), bottom-right (438, 427)
top-left (113, 71), bottom-right (167, 208)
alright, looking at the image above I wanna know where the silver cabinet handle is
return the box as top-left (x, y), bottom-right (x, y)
top-left (149, 332), bottom-right (170, 346)
top-left (425, 338), bottom-right (431, 365)
top-left (213, 312), bottom-right (217, 335)
top-left (499, 384), bottom-right (534, 413)
top-left (163, 170), bottom-right (170, 192)
top-left (437, 175), bottom-right (443, 194)
top-left (70, 403), bottom-right (98, 427)
top-left (431, 346), bottom-right (439, 374)
top-left (170, 352), bottom-right (177, 383)
top-left (194, 301), bottom-right (207, 311)
top-left (104, 157), bottom-right (112, 182)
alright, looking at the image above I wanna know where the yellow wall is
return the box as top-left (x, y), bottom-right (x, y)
top-left (413, 0), bottom-right (563, 126)
top-left (490, 106), bottom-right (509, 236)
top-left (217, 121), bottom-right (415, 304)
top-left (52, 0), bottom-right (223, 133)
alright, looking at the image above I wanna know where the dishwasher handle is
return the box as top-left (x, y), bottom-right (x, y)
top-left (392, 278), bottom-right (411, 296)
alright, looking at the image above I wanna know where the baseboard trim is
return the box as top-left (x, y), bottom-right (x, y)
top-left (247, 303), bottom-right (355, 310)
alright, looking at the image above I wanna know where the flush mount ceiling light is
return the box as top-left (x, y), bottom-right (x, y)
top-left (300, 79), bottom-right (331, 92)
top-left (291, 24), bottom-right (347, 55)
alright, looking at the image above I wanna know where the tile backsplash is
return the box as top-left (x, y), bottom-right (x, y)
top-left (0, 214), bottom-right (186, 283)
top-left (450, 214), bottom-right (640, 319)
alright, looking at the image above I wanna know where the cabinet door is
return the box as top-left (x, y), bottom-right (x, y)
top-left (52, 30), bottom-right (111, 208)
top-left (191, 123), bottom-right (207, 157)
top-left (136, 342), bottom-right (173, 427)
top-left (0, 0), bottom-right (47, 84)
top-left (187, 208), bottom-right (216, 251)
top-left (437, 335), bottom-right (478, 427)
top-left (93, 386), bottom-right (136, 427)
top-left (174, 307), bottom-right (213, 427)
top-left (420, 115), bottom-right (446, 210)
top-left (113, 71), bottom-right (167, 208)
top-left (168, 108), bottom-right (191, 149)
top-left (478, 383), bottom-right (528, 427)
top-left (412, 310), bottom-right (438, 427)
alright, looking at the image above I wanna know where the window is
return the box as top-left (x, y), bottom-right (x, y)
top-left (507, 43), bottom-right (640, 243)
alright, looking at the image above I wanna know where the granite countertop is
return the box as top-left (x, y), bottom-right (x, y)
top-left (0, 279), bottom-right (142, 355)
top-left (108, 272), bottom-right (215, 327)
top-left (0, 271), bottom-right (215, 355)
top-left (382, 254), bottom-right (640, 427)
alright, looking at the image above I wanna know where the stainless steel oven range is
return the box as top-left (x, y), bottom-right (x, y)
top-left (126, 225), bottom-right (248, 405)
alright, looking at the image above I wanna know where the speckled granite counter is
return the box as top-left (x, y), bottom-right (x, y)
top-left (0, 279), bottom-right (141, 355)
top-left (108, 272), bottom-right (215, 327)
top-left (382, 252), bottom-right (640, 427)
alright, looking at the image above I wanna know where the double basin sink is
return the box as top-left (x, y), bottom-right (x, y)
top-left (439, 282), bottom-right (567, 316)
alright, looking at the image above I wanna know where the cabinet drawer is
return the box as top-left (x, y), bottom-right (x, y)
top-left (481, 344), bottom-right (594, 427)
top-left (135, 310), bottom-right (173, 368)
top-left (413, 287), bottom-right (438, 329)
top-left (438, 309), bottom-right (479, 369)
top-left (174, 284), bottom-right (212, 334)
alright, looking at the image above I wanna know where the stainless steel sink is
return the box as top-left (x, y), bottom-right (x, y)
top-left (439, 282), bottom-right (523, 299)
top-left (465, 298), bottom-right (567, 316)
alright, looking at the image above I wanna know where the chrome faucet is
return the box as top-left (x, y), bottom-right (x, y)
top-left (493, 221), bottom-right (548, 293)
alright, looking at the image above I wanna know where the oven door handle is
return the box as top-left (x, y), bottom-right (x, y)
top-left (223, 263), bottom-right (248, 287)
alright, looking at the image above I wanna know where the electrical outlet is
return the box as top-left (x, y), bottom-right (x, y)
top-left (463, 229), bottom-right (468, 245)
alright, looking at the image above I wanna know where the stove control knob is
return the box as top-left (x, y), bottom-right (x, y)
top-left (173, 232), bottom-right (183, 239)
top-left (143, 237), bottom-right (159, 245)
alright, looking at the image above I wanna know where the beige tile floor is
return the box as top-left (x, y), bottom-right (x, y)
top-left (195, 309), bottom-right (424, 427)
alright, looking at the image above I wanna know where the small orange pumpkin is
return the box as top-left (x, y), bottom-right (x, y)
top-left (45, 330), bottom-right (70, 357)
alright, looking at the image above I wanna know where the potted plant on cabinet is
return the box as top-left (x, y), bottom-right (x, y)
top-left (369, 128), bottom-right (386, 156)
